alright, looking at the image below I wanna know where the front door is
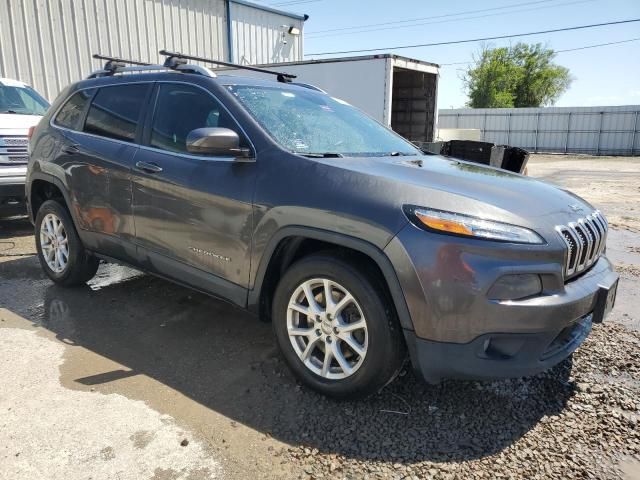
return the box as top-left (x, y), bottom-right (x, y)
top-left (131, 82), bottom-right (255, 303)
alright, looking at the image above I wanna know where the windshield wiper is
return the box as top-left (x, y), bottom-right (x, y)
top-left (0, 110), bottom-right (32, 115)
top-left (298, 152), bottom-right (344, 158)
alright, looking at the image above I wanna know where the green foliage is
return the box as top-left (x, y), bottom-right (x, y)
top-left (463, 43), bottom-right (572, 108)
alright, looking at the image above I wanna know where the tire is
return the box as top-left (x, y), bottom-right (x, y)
top-left (272, 254), bottom-right (405, 399)
top-left (35, 199), bottom-right (99, 286)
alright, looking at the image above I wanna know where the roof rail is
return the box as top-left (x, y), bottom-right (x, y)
top-left (87, 53), bottom-right (216, 79)
top-left (291, 82), bottom-right (326, 93)
top-left (159, 50), bottom-right (296, 83)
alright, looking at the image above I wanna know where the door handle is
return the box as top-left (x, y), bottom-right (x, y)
top-left (61, 144), bottom-right (80, 155)
top-left (135, 161), bottom-right (163, 174)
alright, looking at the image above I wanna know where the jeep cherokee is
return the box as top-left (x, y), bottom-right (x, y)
top-left (26, 54), bottom-right (618, 398)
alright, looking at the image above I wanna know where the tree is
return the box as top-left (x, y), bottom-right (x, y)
top-left (463, 43), bottom-right (572, 108)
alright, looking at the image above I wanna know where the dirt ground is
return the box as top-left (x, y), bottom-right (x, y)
top-left (0, 154), bottom-right (639, 480)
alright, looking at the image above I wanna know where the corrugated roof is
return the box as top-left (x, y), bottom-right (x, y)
top-left (230, 0), bottom-right (308, 21)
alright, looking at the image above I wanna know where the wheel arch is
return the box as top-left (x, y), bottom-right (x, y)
top-left (28, 173), bottom-right (75, 224)
top-left (248, 226), bottom-right (414, 332)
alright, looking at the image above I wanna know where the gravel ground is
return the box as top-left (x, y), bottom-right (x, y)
top-left (268, 322), bottom-right (640, 479)
top-left (0, 154), bottom-right (639, 480)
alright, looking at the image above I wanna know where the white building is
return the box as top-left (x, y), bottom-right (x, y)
top-left (0, 0), bottom-right (307, 100)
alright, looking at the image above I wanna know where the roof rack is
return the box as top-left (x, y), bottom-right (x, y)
top-left (159, 50), bottom-right (296, 83)
top-left (93, 54), bottom-right (152, 69)
top-left (89, 54), bottom-right (155, 77)
top-left (88, 53), bottom-right (217, 79)
top-left (87, 51), bottom-right (296, 83)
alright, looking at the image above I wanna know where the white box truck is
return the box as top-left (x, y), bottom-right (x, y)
top-left (222, 54), bottom-right (440, 144)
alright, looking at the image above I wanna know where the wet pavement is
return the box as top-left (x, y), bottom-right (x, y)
top-left (1, 154), bottom-right (639, 479)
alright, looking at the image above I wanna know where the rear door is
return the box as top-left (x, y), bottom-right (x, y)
top-left (131, 82), bottom-right (255, 304)
top-left (52, 83), bottom-right (152, 261)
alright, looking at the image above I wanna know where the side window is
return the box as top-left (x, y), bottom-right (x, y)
top-left (84, 84), bottom-right (150, 142)
top-left (54, 89), bottom-right (95, 130)
top-left (150, 83), bottom-right (244, 154)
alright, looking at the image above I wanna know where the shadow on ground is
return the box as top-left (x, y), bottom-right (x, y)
top-left (0, 220), bottom-right (576, 464)
top-left (0, 216), bottom-right (32, 239)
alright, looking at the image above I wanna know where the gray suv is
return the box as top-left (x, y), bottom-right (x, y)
top-left (26, 53), bottom-right (618, 398)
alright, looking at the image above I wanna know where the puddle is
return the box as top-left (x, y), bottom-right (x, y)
top-left (88, 263), bottom-right (144, 291)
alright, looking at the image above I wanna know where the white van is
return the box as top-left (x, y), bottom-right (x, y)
top-left (0, 78), bottom-right (49, 214)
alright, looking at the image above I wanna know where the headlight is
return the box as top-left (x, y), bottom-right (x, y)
top-left (404, 206), bottom-right (545, 244)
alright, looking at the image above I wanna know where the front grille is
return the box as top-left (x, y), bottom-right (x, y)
top-left (0, 136), bottom-right (29, 164)
top-left (556, 210), bottom-right (608, 278)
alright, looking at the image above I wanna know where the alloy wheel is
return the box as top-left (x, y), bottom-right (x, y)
top-left (286, 278), bottom-right (368, 380)
top-left (40, 213), bottom-right (69, 273)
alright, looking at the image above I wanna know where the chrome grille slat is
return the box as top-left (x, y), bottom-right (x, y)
top-left (578, 219), bottom-right (596, 265)
top-left (592, 212), bottom-right (608, 256)
top-left (584, 217), bottom-right (599, 263)
top-left (589, 215), bottom-right (604, 260)
top-left (0, 135), bottom-right (29, 164)
top-left (568, 222), bottom-right (586, 272)
top-left (556, 210), bottom-right (608, 279)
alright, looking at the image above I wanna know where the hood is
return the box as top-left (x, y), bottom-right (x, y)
top-left (0, 113), bottom-right (43, 135)
top-left (323, 154), bottom-right (594, 230)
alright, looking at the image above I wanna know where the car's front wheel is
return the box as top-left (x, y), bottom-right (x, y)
top-left (273, 254), bottom-right (405, 399)
top-left (35, 200), bottom-right (99, 286)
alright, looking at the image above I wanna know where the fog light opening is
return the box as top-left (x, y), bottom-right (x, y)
top-left (488, 274), bottom-right (543, 301)
top-left (481, 337), bottom-right (526, 360)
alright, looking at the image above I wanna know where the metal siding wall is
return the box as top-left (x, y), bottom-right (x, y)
top-left (229, 2), bottom-right (302, 65)
top-left (0, 0), bottom-right (228, 101)
top-left (438, 106), bottom-right (640, 156)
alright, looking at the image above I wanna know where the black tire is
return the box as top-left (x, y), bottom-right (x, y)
top-left (272, 254), bottom-right (405, 399)
top-left (35, 199), bottom-right (99, 286)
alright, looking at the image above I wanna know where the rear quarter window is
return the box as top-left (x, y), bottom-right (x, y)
top-left (53, 89), bottom-right (95, 130)
top-left (84, 84), bottom-right (150, 142)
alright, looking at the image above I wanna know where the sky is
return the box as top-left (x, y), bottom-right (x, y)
top-left (259, 0), bottom-right (640, 108)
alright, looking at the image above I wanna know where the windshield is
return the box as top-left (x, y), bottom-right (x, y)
top-left (227, 85), bottom-right (420, 157)
top-left (0, 84), bottom-right (49, 115)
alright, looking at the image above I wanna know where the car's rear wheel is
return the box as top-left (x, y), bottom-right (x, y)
top-left (273, 254), bottom-right (405, 398)
top-left (35, 200), bottom-right (99, 286)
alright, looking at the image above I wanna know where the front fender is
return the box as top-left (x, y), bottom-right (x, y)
top-left (248, 225), bottom-right (414, 331)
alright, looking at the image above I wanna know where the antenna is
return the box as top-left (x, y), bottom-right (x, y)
top-left (159, 50), bottom-right (296, 83)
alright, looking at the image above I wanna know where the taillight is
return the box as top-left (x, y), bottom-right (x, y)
top-left (27, 126), bottom-right (36, 139)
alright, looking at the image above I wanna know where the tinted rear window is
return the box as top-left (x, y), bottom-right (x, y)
top-left (84, 84), bottom-right (150, 142)
top-left (54, 89), bottom-right (95, 130)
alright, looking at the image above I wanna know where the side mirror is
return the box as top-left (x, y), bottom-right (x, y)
top-left (186, 127), bottom-right (253, 160)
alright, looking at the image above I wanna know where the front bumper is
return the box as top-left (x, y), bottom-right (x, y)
top-left (0, 174), bottom-right (27, 212)
top-left (405, 312), bottom-right (597, 383)
top-left (386, 222), bottom-right (619, 383)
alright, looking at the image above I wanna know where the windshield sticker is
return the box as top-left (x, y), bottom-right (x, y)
top-left (293, 139), bottom-right (309, 150)
top-left (281, 92), bottom-right (296, 98)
